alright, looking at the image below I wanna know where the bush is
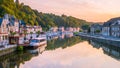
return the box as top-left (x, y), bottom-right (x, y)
top-left (17, 46), bottom-right (24, 51)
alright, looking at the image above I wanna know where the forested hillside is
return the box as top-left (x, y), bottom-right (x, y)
top-left (0, 0), bottom-right (91, 30)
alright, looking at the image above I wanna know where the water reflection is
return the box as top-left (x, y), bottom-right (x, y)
top-left (0, 44), bottom-right (47, 68)
top-left (46, 36), bottom-right (83, 50)
top-left (28, 44), bottom-right (47, 55)
top-left (1, 37), bottom-right (120, 68)
top-left (89, 40), bottom-right (120, 60)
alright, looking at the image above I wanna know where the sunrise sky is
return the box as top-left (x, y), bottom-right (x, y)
top-left (19, 0), bottom-right (120, 22)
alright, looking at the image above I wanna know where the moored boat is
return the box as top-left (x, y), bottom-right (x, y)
top-left (29, 37), bottom-right (47, 49)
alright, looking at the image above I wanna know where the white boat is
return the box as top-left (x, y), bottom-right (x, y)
top-left (29, 37), bottom-right (47, 48)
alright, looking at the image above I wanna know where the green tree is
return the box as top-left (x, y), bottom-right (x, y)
top-left (10, 31), bottom-right (16, 36)
top-left (30, 32), bottom-right (33, 39)
top-left (0, 0), bottom-right (91, 31)
top-left (81, 24), bottom-right (90, 31)
top-left (36, 31), bottom-right (40, 37)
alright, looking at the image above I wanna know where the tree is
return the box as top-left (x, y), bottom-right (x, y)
top-left (36, 31), bottom-right (40, 37)
top-left (30, 32), bottom-right (33, 39)
top-left (81, 24), bottom-right (90, 31)
top-left (0, 0), bottom-right (91, 30)
top-left (23, 30), bottom-right (27, 40)
top-left (95, 30), bottom-right (101, 33)
top-left (10, 31), bottom-right (16, 36)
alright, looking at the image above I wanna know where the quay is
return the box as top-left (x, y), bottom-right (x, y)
top-left (0, 45), bottom-right (17, 56)
top-left (76, 32), bottom-right (120, 47)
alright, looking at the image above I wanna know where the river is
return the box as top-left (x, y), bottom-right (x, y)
top-left (0, 36), bottom-right (120, 68)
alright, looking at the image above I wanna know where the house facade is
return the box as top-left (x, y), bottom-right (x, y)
top-left (102, 17), bottom-right (120, 38)
top-left (102, 21), bottom-right (112, 36)
top-left (19, 20), bottom-right (26, 34)
top-left (0, 14), bottom-right (25, 44)
top-left (111, 20), bottom-right (120, 37)
top-left (8, 16), bottom-right (19, 33)
top-left (58, 27), bottom-right (65, 32)
top-left (26, 26), bottom-right (42, 34)
top-left (50, 27), bottom-right (58, 32)
top-left (66, 27), bottom-right (74, 32)
top-left (90, 24), bottom-right (102, 35)
top-left (0, 14), bottom-right (9, 43)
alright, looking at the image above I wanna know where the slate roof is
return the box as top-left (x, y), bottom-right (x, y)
top-left (20, 20), bottom-right (26, 26)
top-left (91, 23), bottom-right (102, 28)
top-left (103, 17), bottom-right (120, 27)
top-left (9, 16), bottom-right (16, 26)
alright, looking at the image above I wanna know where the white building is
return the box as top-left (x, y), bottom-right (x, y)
top-left (50, 27), bottom-right (58, 32)
top-left (102, 17), bottom-right (120, 38)
top-left (58, 27), bottom-right (64, 32)
top-left (26, 26), bottom-right (42, 34)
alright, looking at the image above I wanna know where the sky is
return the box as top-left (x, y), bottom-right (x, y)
top-left (19, 0), bottom-right (120, 22)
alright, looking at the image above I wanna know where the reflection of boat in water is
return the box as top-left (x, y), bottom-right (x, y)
top-left (29, 37), bottom-right (47, 49)
top-left (28, 44), bottom-right (47, 55)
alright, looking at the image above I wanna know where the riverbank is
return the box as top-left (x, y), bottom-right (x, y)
top-left (76, 32), bottom-right (120, 47)
top-left (0, 45), bottom-right (17, 56)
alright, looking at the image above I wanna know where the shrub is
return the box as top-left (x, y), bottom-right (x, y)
top-left (17, 46), bottom-right (24, 51)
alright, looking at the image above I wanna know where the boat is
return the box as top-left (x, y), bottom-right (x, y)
top-left (29, 37), bottom-right (47, 49)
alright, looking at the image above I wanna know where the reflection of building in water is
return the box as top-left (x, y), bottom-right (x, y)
top-left (65, 32), bottom-right (73, 38)
top-left (0, 44), bottom-right (47, 68)
top-left (90, 40), bottom-right (120, 59)
top-left (102, 45), bottom-right (120, 59)
top-left (59, 34), bottom-right (65, 39)
top-left (0, 53), bottom-right (21, 68)
top-left (0, 60), bottom-right (10, 68)
top-left (89, 40), bottom-right (101, 49)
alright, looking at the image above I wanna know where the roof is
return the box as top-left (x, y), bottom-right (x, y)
top-left (8, 16), bottom-right (19, 26)
top-left (103, 17), bottom-right (120, 27)
top-left (0, 18), bottom-right (3, 26)
top-left (91, 23), bottom-right (102, 28)
top-left (20, 20), bottom-right (26, 26)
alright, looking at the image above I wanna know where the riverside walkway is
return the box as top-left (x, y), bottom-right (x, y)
top-left (77, 32), bottom-right (120, 42)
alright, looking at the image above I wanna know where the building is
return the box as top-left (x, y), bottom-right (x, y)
top-left (90, 24), bottom-right (102, 35)
top-left (0, 14), bottom-right (24, 45)
top-left (19, 20), bottom-right (26, 34)
top-left (26, 26), bottom-right (42, 34)
top-left (111, 20), bottom-right (120, 37)
top-left (76, 27), bottom-right (80, 32)
top-left (58, 27), bottom-right (64, 32)
top-left (0, 14), bottom-right (9, 44)
top-left (102, 17), bottom-right (120, 38)
top-left (8, 16), bottom-right (19, 33)
top-left (102, 22), bottom-right (111, 36)
top-left (73, 27), bottom-right (80, 32)
top-left (66, 27), bottom-right (73, 32)
top-left (34, 26), bottom-right (42, 32)
top-left (50, 27), bottom-right (58, 32)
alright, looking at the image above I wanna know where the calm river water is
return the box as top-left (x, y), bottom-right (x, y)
top-left (0, 36), bottom-right (120, 68)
